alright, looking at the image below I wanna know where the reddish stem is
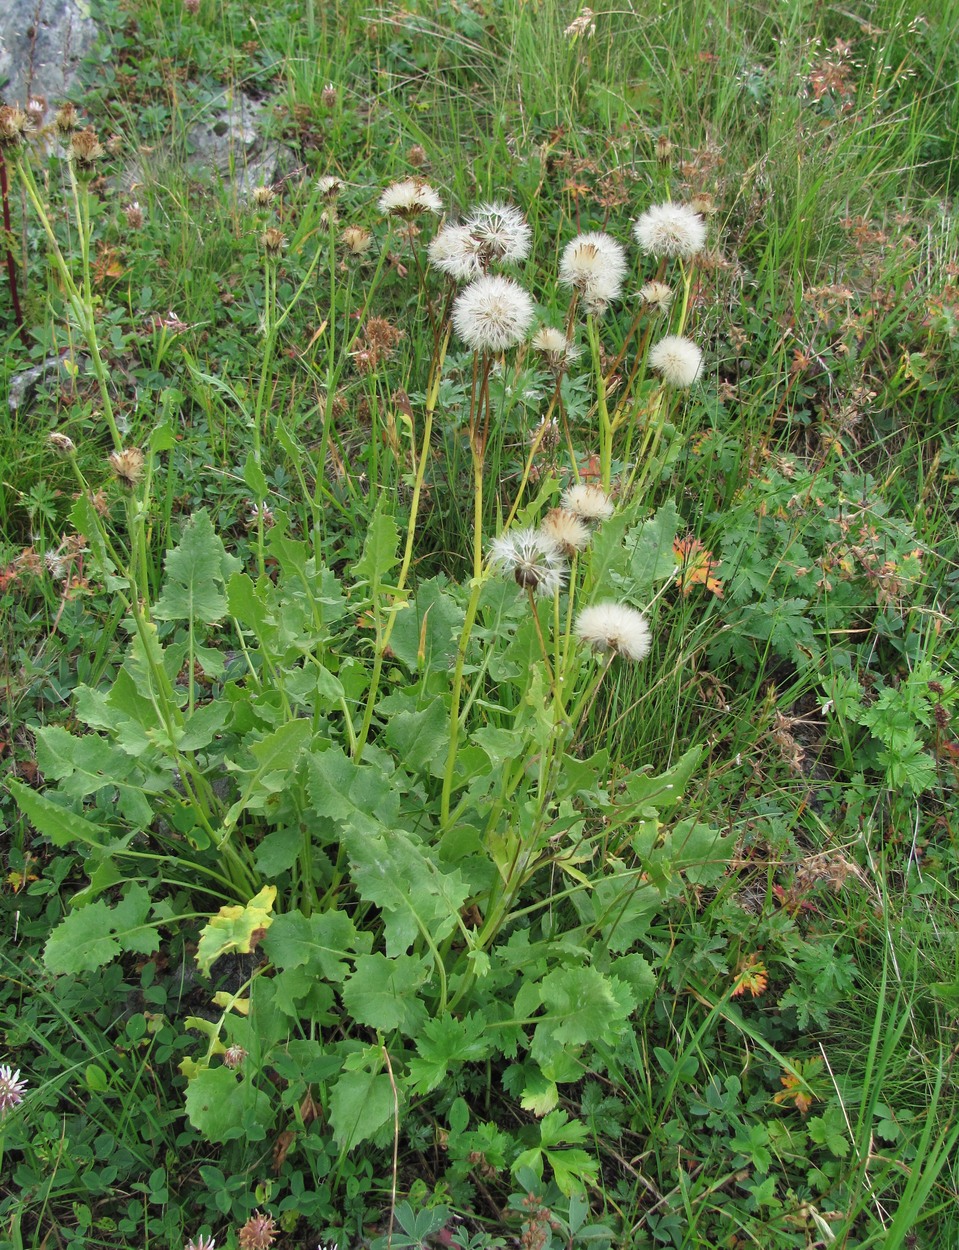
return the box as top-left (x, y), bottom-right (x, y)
top-left (0, 148), bottom-right (30, 347)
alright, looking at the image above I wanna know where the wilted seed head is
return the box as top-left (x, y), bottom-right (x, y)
top-left (408, 143), bottom-right (427, 167)
top-left (464, 201), bottom-right (532, 264)
top-left (223, 1044), bottom-right (248, 1069)
top-left (655, 134), bottom-right (673, 164)
top-left (633, 201), bottom-right (707, 259)
top-left (428, 223), bottom-right (483, 282)
top-left (341, 225), bottom-right (373, 255)
top-left (183, 0), bottom-right (200, 13)
top-left (124, 200), bottom-right (145, 229)
top-left (54, 102), bottom-right (79, 134)
top-left (0, 106), bottom-right (30, 149)
top-left (540, 507), bottom-right (591, 555)
top-left (238, 1211), bottom-right (277, 1250)
top-left (639, 280), bottom-right (674, 314)
top-left (69, 127), bottom-right (104, 169)
top-left (489, 527), bottom-right (567, 597)
top-left (649, 335), bottom-right (703, 387)
top-left (260, 227), bottom-right (286, 257)
top-left (689, 191), bottom-right (717, 216)
top-left (251, 184), bottom-right (275, 207)
top-left (321, 82), bottom-right (338, 108)
top-left (575, 602), bottom-right (652, 662)
top-left (452, 274), bottom-right (535, 353)
top-left (109, 447), bottom-right (144, 486)
top-left (531, 325), bottom-right (579, 370)
top-left (561, 481), bottom-right (615, 523)
top-left (48, 431), bottom-right (76, 455)
top-left (316, 174), bottom-right (343, 200)
top-left (378, 178), bottom-right (442, 218)
top-left (0, 1064), bottom-right (28, 1116)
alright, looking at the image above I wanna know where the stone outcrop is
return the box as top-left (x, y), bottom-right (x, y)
top-left (0, 0), bottom-right (99, 108)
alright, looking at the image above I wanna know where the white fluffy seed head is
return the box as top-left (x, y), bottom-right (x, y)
top-left (633, 202), bottom-right (707, 259)
top-left (532, 325), bottom-right (579, 368)
top-left (648, 335), bottom-right (703, 387)
top-left (453, 274), bottom-right (535, 353)
top-left (559, 232), bottom-right (627, 313)
top-left (639, 280), bottom-right (674, 314)
top-left (464, 201), bottom-right (532, 263)
top-left (540, 508), bottom-right (591, 554)
top-left (575, 602), bottom-right (652, 661)
top-left (428, 223), bottom-right (484, 281)
top-left (488, 527), bottom-right (567, 596)
top-left (560, 482), bottom-right (615, 523)
top-left (378, 178), bottom-right (443, 217)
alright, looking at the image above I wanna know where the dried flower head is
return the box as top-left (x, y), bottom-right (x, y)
top-left (48, 431), bottom-right (76, 455)
top-left (564, 7), bottom-right (596, 37)
top-left (251, 184), bottom-right (275, 207)
top-left (0, 106), bottom-right (30, 149)
top-left (639, 280), bottom-right (674, 314)
top-left (27, 96), bottom-right (47, 126)
top-left (0, 1064), bottom-right (27, 1116)
top-left (109, 447), bottom-right (145, 487)
top-left (531, 325), bottom-right (579, 369)
top-left (540, 508), bottom-right (591, 554)
top-left (223, 1044), bottom-right (248, 1069)
top-left (489, 527), bottom-right (567, 597)
top-left (341, 225), bottom-right (373, 255)
top-left (321, 82), bottom-right (338, 108)
top-left (689, 191), bottom-right (717, 217)
top-left (124, 200), bottom-right (145, 229)
top-left (185, 1236), bottom-right (215, 1250)
top-left (54, 102), bottom-right (79, 134)
top-left (559, 232), bottom-right (627, 314)
top-left (428, 223), bottom-right (484, 282)
top-left (464, 201), bottom-right (532, 264)
top-left (260, 227), bottom-right (286, 257)
top-left (560, 482), bottom-right (614, 523)
top-left (575, 602), bottom-right (651, 661)
top-left (633, 201), bottom-right (707, 259)
top-left (453, 274), bottom-right (535, 353)
top-left (655, 134), bottom-right (673, 164)
top-left (69, 127), bottom-right (104, 169)
top-left (378, 178), bottom-right (442, 217)
top-left (316, 174), bottom-right (343, 200)
top-left (649, 335), bottom-right (703, 387)
top-left (183, 0), bottom-right (200, 13)
top-left (407, 143), bottom-right (427, 167)
top-left (238, 1211), bottom-right (277, 1250)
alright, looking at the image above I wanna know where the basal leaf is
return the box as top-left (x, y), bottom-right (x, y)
top-left (7, 778), bottom-right (106, 851)
top-left (184, 1065), bottom-right (274, 1143)
top-left (340, 953), bottom-right (429, 1035)
top-left (329, 1069), bottom-right (396, 1151)
top-left (44, 883), bottom-right (157, 973)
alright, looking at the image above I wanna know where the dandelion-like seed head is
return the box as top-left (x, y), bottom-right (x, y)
top-left (463, 201), bottom-right (532, 264)
top-left (69, 127), bottom-right (104, 170)
top-left (0, 1064), bottom-right (27, 1116)
top-left (453, 274), bottom-right (535, 353)
top-left (559, 232), bottom-right (627, 293)
top-left (540, 508), bottom-right (591, 555)
top-left (639, 280), bottom-right (674, 314)
top-left (316, 175), bottom-right (343, 200)
top-left (251, 184), bottom-right (274, 207)
top-left (531, 325), bottom-right (579, 369)
top-left (341, 225), bottom-right (373, 256)
top-left (428, 223), bottom-right (484, 282)
top-left (109, 447), bottom-right (145, 487)
top-left (48, 431), bottom-right (76, 455)
top-left (260, 227), bottom-right (286, 257)
top-left (378, 178), bottom-right (442, 218)
top-left (238, 1211), bottom-right (277, 1250)
top-left (575, 602), bottom-right (652, 662)
top-left (633, 201), bottom-right (707, 259)
top-left (560, 482), bottom-right (615, 523)
top-left (489, 527), bottom-right (567, 597)
top-left (649, 335), bottom-right (703, 388)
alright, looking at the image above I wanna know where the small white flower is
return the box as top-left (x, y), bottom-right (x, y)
top-left (453, 275), bottom-right (535, 353)
top-left (185, 1237), bottom-right (216, 1250)
top-left (378, 178), bottom-right (443, 217)
top-left (576, 602), bottom-right (652, 661)
top-left (633, 202), bottom-right (707, 258)
top-left (649, 335), bottom-right (703, 387)
top-left (0, 1064), bottom-right (27, 1116)
top-left (489, 527), bottom-right (567, 596)
top-left (464, 201), bottom-right (532, 263)
top-left (560, 482), bottom-right (615, 523)
top-left (428, 223), bottom-right (484, 281)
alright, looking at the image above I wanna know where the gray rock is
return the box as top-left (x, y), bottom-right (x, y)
top-left (0, 0), bottom-right (98, 108)
top-left (7, 351), bottom-right (87, 411)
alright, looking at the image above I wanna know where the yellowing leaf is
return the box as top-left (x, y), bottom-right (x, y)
top-left (674, 536), bottom-right (723, 598)
top-left (196, 885), bottom-right (277, 977)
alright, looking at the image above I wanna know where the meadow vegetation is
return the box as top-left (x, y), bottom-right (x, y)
top-left (1, 0), bottom-right (959, 1246)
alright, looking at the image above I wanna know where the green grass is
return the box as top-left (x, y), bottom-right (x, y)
top-left (2, 0), bottom-right (959, 1246)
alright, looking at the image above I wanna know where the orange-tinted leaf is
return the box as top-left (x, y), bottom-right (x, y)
top-left (674, 536), bottom-right (723, 598)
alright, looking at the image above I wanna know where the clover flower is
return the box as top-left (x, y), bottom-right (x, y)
top-left (453, 275), bottom-right (535, 352)
top-left (633, 202), bottom-right (707, 259)
top-left (428, 223), bottom-right (484, 282)
top-left (489, 527), bottom-right (567, 597)
top-left (185, 1236), bottom-right (215, 1250)
top-left (560, 482), bottom-right (614, 523)
top-left (464, 201), bottom-right (532, 263)
top-left (378, 178), bottom-right (442, 217)
top-left (0, 1064), bottom-right (27, 1116)
top-left (575, 602), bottom-right (651, 661)
top-left (559, 232), bottom-right (627, 314)
top-left (238, 1211), bottom-right (277, 1250)
top-left (648, 335), bottom-right (703, 387)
